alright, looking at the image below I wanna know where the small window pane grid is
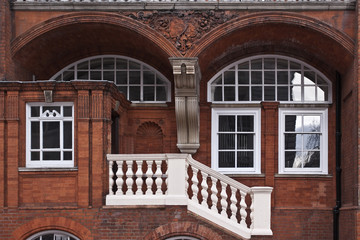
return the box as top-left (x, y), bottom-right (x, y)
top-left (26, 103), bottom-right (74, 168)
top-left (52, 56), bottom-right (170, 103)
top-left (212, 109), bottom-right (261, 174)
top-left (208, 55), bottom-right (331, 103)
top-left (27, 231), bottom-right (79, 240)
top-left (279, 109), bottom-right (328, 174)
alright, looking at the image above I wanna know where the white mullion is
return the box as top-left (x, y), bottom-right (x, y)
top-left (60, 106), bottom-right (63, 162)
top-left (262, 58), bottom-right (264, 101)
top-left (140, 64), bottom-right (144, 102)
top-left (39, 109), bottom-right (43, 163)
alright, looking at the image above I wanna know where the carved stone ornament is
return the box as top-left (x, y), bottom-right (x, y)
top-left (124, 10), bottom-right (237, 55)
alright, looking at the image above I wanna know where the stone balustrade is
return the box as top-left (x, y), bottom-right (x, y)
top-left (106, 153), bottom-right (272, 239)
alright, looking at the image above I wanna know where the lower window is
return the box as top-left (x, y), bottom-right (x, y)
top-left (278, 108), bottom-right (328, 174)
top-left (211, 108), bottom-right (261, 174)
top-left (26, 103), bottom-right (74, 168)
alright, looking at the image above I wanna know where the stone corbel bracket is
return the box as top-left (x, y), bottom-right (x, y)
top-left (169, 57), bottom-right (201, 154)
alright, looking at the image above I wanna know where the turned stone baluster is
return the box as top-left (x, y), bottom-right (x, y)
top-left (239, 190), bottom-right (248, 227)
top-left (154, 160), bottom-right (163, 195)
top-left (125, 161), bottom-right (134, 195)
top-left (220, 181), bottom-right (228, 218)
top-left (185, 161), bottom-right (189, 197)
top-left (191, 167), bottom-right (199, 203)
top-left (200, 171), bottom-right (209, 208)
top-left (145, 160), bottom-right (153, 195)
top-left (135, 160), bottom-right (143, 195)
top-left (250, 191), bottom-right (254, 229)
top-left (115, 161), bottom-right (124, 195)
top-left (109, 161), bottom-right (114, 195)
top-left (229, 186), bottom-right (238, 222)
top-left (210, 176), bottom-right (218, 212)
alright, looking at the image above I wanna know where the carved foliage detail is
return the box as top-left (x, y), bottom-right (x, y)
top-left (124, 10), bottom-right (237, 55)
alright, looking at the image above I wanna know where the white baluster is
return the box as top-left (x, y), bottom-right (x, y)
top-left (135, 160), bottom-right (143, 195)
top-left (250, 191), bottom-right (254, 229)
top-left (191, 167), bottom-right (199, 203)
top-left (200, 171), bottom-right (209, 208)
top-left (229, 186), bottom-right (238, 222)
top-left (109, 161), bottom-right (114, 195)
top-left (154, 160), bottom-right (163, 195)
top-left (220, 181), bottom-right (228, 218)
top-left (210, 176), bottom-right (218, 213)
top-left (115, 161), bottom-right (124, 195)
top-left (239, 190), bottom-right (248, 227)
top-left (185, 161), bottom-right (189, 198)
top-left (145, 160), bottom-right (153, 195)
top-left (125, 160), bottom-right (134, 195)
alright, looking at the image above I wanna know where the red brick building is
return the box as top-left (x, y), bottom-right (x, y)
top-left (0, 0), bottom-right (358, 239)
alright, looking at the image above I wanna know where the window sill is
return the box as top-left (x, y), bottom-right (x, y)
top-left (275, 173), bottom-right (332, 178)
top-left (130, 103), bottom-right (168, 107)
top-left (18, 167), bottom-right (78, 172)
top-left (225, 173), bottom-right (265, 178)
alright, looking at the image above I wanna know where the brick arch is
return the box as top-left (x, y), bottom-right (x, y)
top-left (187, 11), bottom-right (354, 58)
top-left (143, 222), bottom-right (224, 240)
top-left (135, 121), bottom-right (164, 154)
top-left (12, 216), bottom-right (93, 240)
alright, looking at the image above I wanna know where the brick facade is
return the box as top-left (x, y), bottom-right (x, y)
top-left (0, 0), bottom-right (359, 239)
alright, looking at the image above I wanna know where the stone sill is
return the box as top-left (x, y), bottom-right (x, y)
top-left (18, 167), bottom-right (78, 172)
top-left (12, 1), bottom-right (356, 11)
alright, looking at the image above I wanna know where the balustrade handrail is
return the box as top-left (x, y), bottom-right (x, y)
top-left (106, 153), bottom-right (272, 239)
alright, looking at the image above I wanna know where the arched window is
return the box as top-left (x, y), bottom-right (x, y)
top-left (51, 55), bottom-right (171, 103)
top-left (165, 237), bottom-right (199, 240)
top-left (208, 55), bottom-right (331, 103)
top-left (26, 230), bottom-right (79, 240)
top-left (208, 55), bottom-right (330, 175)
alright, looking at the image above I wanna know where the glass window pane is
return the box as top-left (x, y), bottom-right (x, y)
top-left (31, 122), bottom-right (40, 149)
top-left (285, 115), bottom-right (301, 132)
top-left (304, 134), bottom-right (320, 150)
top-left (43, 152), bottom-right (61, 161)
top-left (156, 86), bottom-right (166, 101)
top-left (63, 107), bottom-right (72, 117)
top-left (251, 86), bottom-right (262, 101)
top-left (129, 86), bottom-right (140, 101)
top-left (304, 71), bottom-right (316, 85)
top-left (290, 71), bottom-right (301, 85)
top-left (143, 86), bottom-right (155, 101)
top-left (63, 71), bottom-right (74, 81)
top-left (224, 71), bottom-right (235, 84)
top-left (129, 71), bottom-right (140, 84)
top-left (290, 61), bottom-right (301, 69)
top-left (42, 234), bottom-right (54, 240)
top-left (317, 86), bottom-right (328, 101)
top-left (63, 121), bottom-right (72, 149)
top-left (277, 86), bottom-right (288, 101)
top-left (237, 116), bottom-right (254, 131)
top-left (31, 107), bottom-right (40, 117)
top-left (237, 151), bottom-right (253, 167)
top-left (116, 59), bottom-right (127, 69)
top-left (64, 151), bottom-right (72, 161)
top-left (31, 151), bottom-right (40, 161)
top-left (238, 71), bottom-right (249, 85)
top-left (285, 133), bottom-right (302, 150)
top-left (264, 58), bottom-right (275, 69)
top-left (304, 86), bottom-right (316, 101)
top-left (264, 71), bottom-right (275, 84)
top-left (43, 122), bottom-right (60, 148)
top-left (303, 151), bottom-right (320, 168)
top-left (117, 86), bottom-right (127, 98)
top-left (219, 134), bottom-right (235, 150)
top-left (290, 85), bottom-right (302, 101)
top-left (77, 71), bottom-right (88, 80)
top-left (213, 75), bottom-right (222, 85)
top-left (129, 61), bottom-right (140, 69)
top-left (90, 59), bottom-right (102, 69)
top-left (143, 71), bottom-right (155, 84)
top-left (224, 87), bottom-right (235, 101)
top-left (277, 71), bottom-right (288, 84)
top-left (103, 58), bottom-right (115, 69)
top-left (116, 71), bottom-right (127, 85)
top-left (212, 86), bottom-right (222, 101)
top-left (238, 86), bottom-right (249, 101)
top-left (251, 59), bottom-right (262, 69)
top-left (277, 59), bottom-right (288, 69)
top-left (219, 116), bottom-right (235, 132)
top-left (285, 151), bottom-right (297, 168)
top-left (219, 152), bottom-right (235, 168)
top-left (317, 75), bottom-right (327, 85)
top-left (43, 106), bottom-right (61, 116)
top-left (251, 71), bottom-right (262, 84)
top-left (303, 116), bottom-right (320, 132)
top-left (90, 71), bottom-right (101, 80)
top-left (238, 61), bottom-right (249, 69)
top-left (103, 71), bottom-right (114, 82)
top-left (77, 61), bottom-right (88, 70)
top-left (237, 134), bottom-right (254, 149)
top-left (264, 86), bottom-right (275, 101)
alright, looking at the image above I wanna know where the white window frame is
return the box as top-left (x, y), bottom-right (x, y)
top-left (211, 108), bottom-right (261, 174)
top-left (26, 102), bottom-right (74, 168)
top-left (26, 230), bottom-right (79, 240)
top-left (278, 108), bottom-right (328, 174)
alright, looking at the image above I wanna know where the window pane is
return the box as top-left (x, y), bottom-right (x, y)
top-left (303, 116), bottom-right (320, 132)
top-left (143, 71), bottom-right (155, 84)
top-left (277, 59), bottom-right (288, 69)
top-left (43, 152), bottom-right (61, 160)
top-left (90, 59), bottom-right (102, 69)
top-left (77, 71), bottom-right (88, 80)
top-left (251, 71), bottom-right (262, 84)
top-left (304, 134), bottom-right (320, 150)
top-left (264, 86), bottom-right (275, 101)
top-left (285, 133), bottom-right (301, 150)
top-left (212, 86), bottom-right (222, 101)
top-left (31, 152), bottom-right (40, 161)
top-left (238, 86), bottom-right (249, 101)
top-left (129, 61), bottom-right (140, 69)
top-left (238, 71), bottom-right (249, 84)
top-left (116, 59), bottom-right (127, 69)
top-left (63, 107), bottom-right (72, 117)
top-left (156, 86), bottom-right (166, 101)
top-left (43, 122), bottom-right (60, 148)
top-left (304, 86), bottom-right (316, 101)
top-left (251, 86), bottom-right (262, 101)
top-left (31, 107), bottom-right (40, 117)
top-left (90, 71), bottom-right (101, 80)
top-left (285, 151), bottom-right (297, 168)
top-left (77, 61), bottom-right (88, 70)
top-left (224, 71), bottom-right (235, 84)
top-left (64, 151), bottom-right (72, 161)
top-left (237, 151), bottom-right (253, 167)
top-left (277, 71), bottom-right (288, 84)
top-left (264, 58), bottom-right (275, 69)
top-left (237, 134), bottom-right (254, 149)
top-left (285, 115), bottom-right (301, 132)
top-left (251, 59), bottom-right (262, 69)
top-left (63, 121), bottom-right (72, 149)
top-left (277, 86), bottom-right (288, 101)
top-left (224, 87), bottom-right (235, 101)
top-left (103, 58), bottom-right (115, 69)
top-left (43, 106), bottom-right (61, 116)
top-left (116, 71), bottom-right (127, 85)
top-left (219, 152), bottom-right (235, 168)
top-left (303, 151), bottom-right (320, 167)
top-left (129, 86), bottom-right (140, 101)
top-left (42, 234), bottom-right (54, 240)
top-left (103, 71), bottom-right (114, 82)
top-left (219, 116), bottom-right (235, 132)
top-left (129, 71), bottom-right (140, 84)
top-left (117, 86), bottom-right (127, 98)
top-left (143, 86), bottom-right (155, 101)
top-left (237, 116), bottom-right (254, 132)
top-left (219, 134), bottom-right (235, 149)
top-left (264, 71), bottom-right (275, 84)
top-left (304, 71), bottom-right (316, 85)
top-left (317, 86), bottom-right (328, 101)
top-left (31, 122), bottom-right (40, 149)
top-left (238, 61), bottom-right (249, 69)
